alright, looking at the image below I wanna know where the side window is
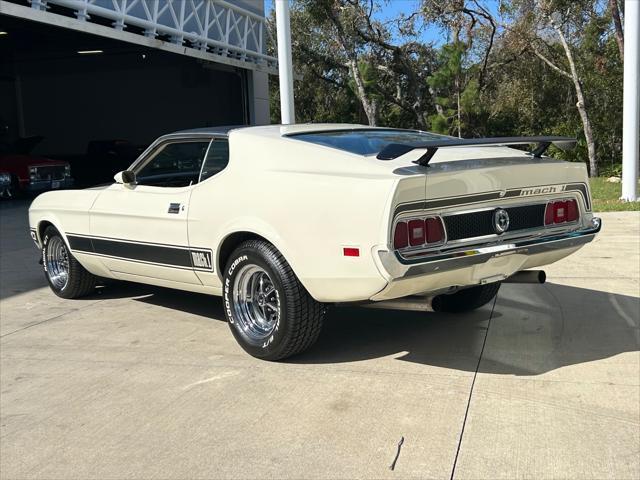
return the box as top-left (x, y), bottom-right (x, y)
top-left (199, 139), bottom-right (229, 182)
top-left (136, 141), bottom-right (210, 187)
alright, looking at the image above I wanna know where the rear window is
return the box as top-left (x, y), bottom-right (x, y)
top-left (287, 129), bottom-right (446, 156)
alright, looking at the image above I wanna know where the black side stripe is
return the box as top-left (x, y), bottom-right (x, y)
top-left (424, 192), bottom-right (501, 210)
top-left (68, 235), bottom-right (93, 253)
top-left (393, 192), bottom-right (502, 216)
top-left (67, 235), bottom-right (214, 272)
top-left (566, 183), bottom-right (591, 210)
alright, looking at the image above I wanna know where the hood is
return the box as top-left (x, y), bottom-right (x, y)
top-left (0, 154), bottom-right (69, 167)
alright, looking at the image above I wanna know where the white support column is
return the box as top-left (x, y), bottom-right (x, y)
top-left (275, 0), bottom-right (295, 124)
top-left (622, 0), bottom-right (640, 201)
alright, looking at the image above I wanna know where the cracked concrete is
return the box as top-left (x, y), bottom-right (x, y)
top-left (1, 200), bottom-right (638, 479)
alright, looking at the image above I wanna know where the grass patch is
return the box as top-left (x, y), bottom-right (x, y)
top-left (589, 177), bottom-right (640, 212)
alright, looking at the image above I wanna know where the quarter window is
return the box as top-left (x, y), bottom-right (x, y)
top-left (136, 141), bottom-right (210, 187)
top-left (199, 139), bottom-right (229, 182)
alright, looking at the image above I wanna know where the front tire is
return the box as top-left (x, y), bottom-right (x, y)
top-left (223, 240), bottom-right (324, 361)
top-left (42, 226), bottom-right (96, 299)
top-left (434, 282), bottom-right (501, 313)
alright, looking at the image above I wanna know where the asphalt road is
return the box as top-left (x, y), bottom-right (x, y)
top-left (1, 200), bottom-right (638, 479)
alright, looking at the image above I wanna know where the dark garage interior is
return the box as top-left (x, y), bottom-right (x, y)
top-left (0, 12), bottom-right (249, 186)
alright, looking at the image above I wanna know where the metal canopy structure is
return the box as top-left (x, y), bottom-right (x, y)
top-left (0, 0), bottom-right (277, 73)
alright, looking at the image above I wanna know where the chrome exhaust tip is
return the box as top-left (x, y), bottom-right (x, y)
top-left (503, 270), bottom-right (546, 284)
top-left (360, 295), bottom-right (440, 312)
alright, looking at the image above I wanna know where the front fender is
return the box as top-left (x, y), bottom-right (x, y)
top-left (28, 188), bottom-right (103, 261)
top-left (30, 212), bottom-right (70, 250)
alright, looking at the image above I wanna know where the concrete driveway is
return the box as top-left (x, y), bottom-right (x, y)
top-left (1, 200), bottom-right (638, 479)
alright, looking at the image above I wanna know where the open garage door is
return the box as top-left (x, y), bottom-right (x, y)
top-left (0, 12), bottom-right (253, 186)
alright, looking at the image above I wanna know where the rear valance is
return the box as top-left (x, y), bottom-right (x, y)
top-left (376, 136), bottom-right (577, 166)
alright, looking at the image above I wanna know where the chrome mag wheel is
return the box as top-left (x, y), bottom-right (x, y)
top-left (45, 236), bottom-right (69, 290)
top-left (232, 264), bottom-right (281, 345)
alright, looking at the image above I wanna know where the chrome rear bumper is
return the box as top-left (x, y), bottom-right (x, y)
top-left (377, 217), bottom-right (601, 280)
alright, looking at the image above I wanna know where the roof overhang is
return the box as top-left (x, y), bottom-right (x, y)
top-left (0, 0), bottom-right (278, 74)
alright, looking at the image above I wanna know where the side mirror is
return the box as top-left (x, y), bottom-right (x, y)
top-left (114, 170), bottom-right (136, 185)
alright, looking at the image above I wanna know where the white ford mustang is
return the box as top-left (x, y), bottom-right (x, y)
top-left (28, 124), bottom-right (601, 360)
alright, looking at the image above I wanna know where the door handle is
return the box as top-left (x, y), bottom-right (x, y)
top-left (168, 203), bottom-right (180, 214)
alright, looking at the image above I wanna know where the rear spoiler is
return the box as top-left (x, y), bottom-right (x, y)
top-left (376, 136), bottom-right (577, 166)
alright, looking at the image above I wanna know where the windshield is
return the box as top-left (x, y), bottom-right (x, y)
top-left (287, 129), bottom-right (447, 156)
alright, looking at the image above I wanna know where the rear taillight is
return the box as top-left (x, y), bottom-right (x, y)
top-left (426, 217), bottom-right (444, 243)
top-left (408, 219), bottom-right (425, 246)
top-left (566, 200), bottom-right (578, 222)
top-left (545, 199), bottom-right (579, 225)
top-left (393, 216), bottom-right (445, 250)
top-left (394, 221), bottom-right (409, 249)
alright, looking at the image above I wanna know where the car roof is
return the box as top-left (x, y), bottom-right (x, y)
top-left (163, 124), bottom-right (433, 142)
top-left (169, 125), bottom-right (245, 137)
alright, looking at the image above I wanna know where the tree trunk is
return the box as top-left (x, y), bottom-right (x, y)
top-left (325, 4), bottom-right (378, 127)
top-left (574, 84), bottom-right (598, 176)
top-left (347, 59), bottom-right (378, 126)
top-left (552, 20), bottom-right (599, 176)
top-left (428, 86), bottom-right (446, 127)
top-left (609, 0), bottom-right (624, 61)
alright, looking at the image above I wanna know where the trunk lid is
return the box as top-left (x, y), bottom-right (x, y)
top-left (388, 146), bottom-right (590, 215)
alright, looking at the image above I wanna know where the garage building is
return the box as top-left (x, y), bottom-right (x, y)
top-left (0, 0), bottom-right (274, 183)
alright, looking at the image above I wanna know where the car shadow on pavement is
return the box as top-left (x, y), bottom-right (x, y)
top-left (133, 288), bottom-right (226, 320)
top-left (8, 273), bottom-right (638, 377)
top-left (290, 283), bottom-right (640, 376)
top-left (83, 281), bottom-right (227, 321)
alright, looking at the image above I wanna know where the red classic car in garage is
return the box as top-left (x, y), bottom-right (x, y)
top-left (0, 136), bottom-right (73, 196)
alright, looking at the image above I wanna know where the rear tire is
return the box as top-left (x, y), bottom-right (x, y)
top-left (434, 282), bottom-right (501, 313)
top-left (223, 240), bottom-right (324, 361)
top-left (42, 226), bottom-right (96, 299)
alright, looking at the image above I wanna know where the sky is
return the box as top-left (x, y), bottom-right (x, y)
top-left (264, 0), bottom-right (502, 47)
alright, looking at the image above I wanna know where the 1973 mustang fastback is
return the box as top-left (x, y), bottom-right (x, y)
top-left (28, 125), bottom-right (601, 360)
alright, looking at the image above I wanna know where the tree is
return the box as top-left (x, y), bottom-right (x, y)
top-left (269, 0), bottom-right (623, 176)
top-left (608, 0), bottom-right (624, 60)
top-left (505, 0), bottom-right (600, 175)
top-left (266, 4), bottom-right (361, 125)
top-left (305, 0), bottom-right (381, 125)
top-left (421, 0), bottom-right (498, 136)
top-left (427, 41), bottom-right (467, 136)
top-left (270, 0), bottom-right (440, 128)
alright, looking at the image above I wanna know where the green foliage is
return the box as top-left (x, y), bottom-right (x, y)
top-left (274, 0), bottom-right (626, 175)
top-left (427, 41), bottom-right (465, 135)
top-left (266, 4), bottom-right (362, 125)
top-left (599, 163), bottom-right (623, 177)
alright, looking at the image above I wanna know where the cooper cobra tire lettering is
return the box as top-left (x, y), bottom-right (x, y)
top-left (42, 234), bottom-right (49, 272)
top-left (227, 255), bottom-right (247, 276)
top-left (224, 255), bottom-right (247, 324)
top-left (224, 277), bottom-right (234, 324)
